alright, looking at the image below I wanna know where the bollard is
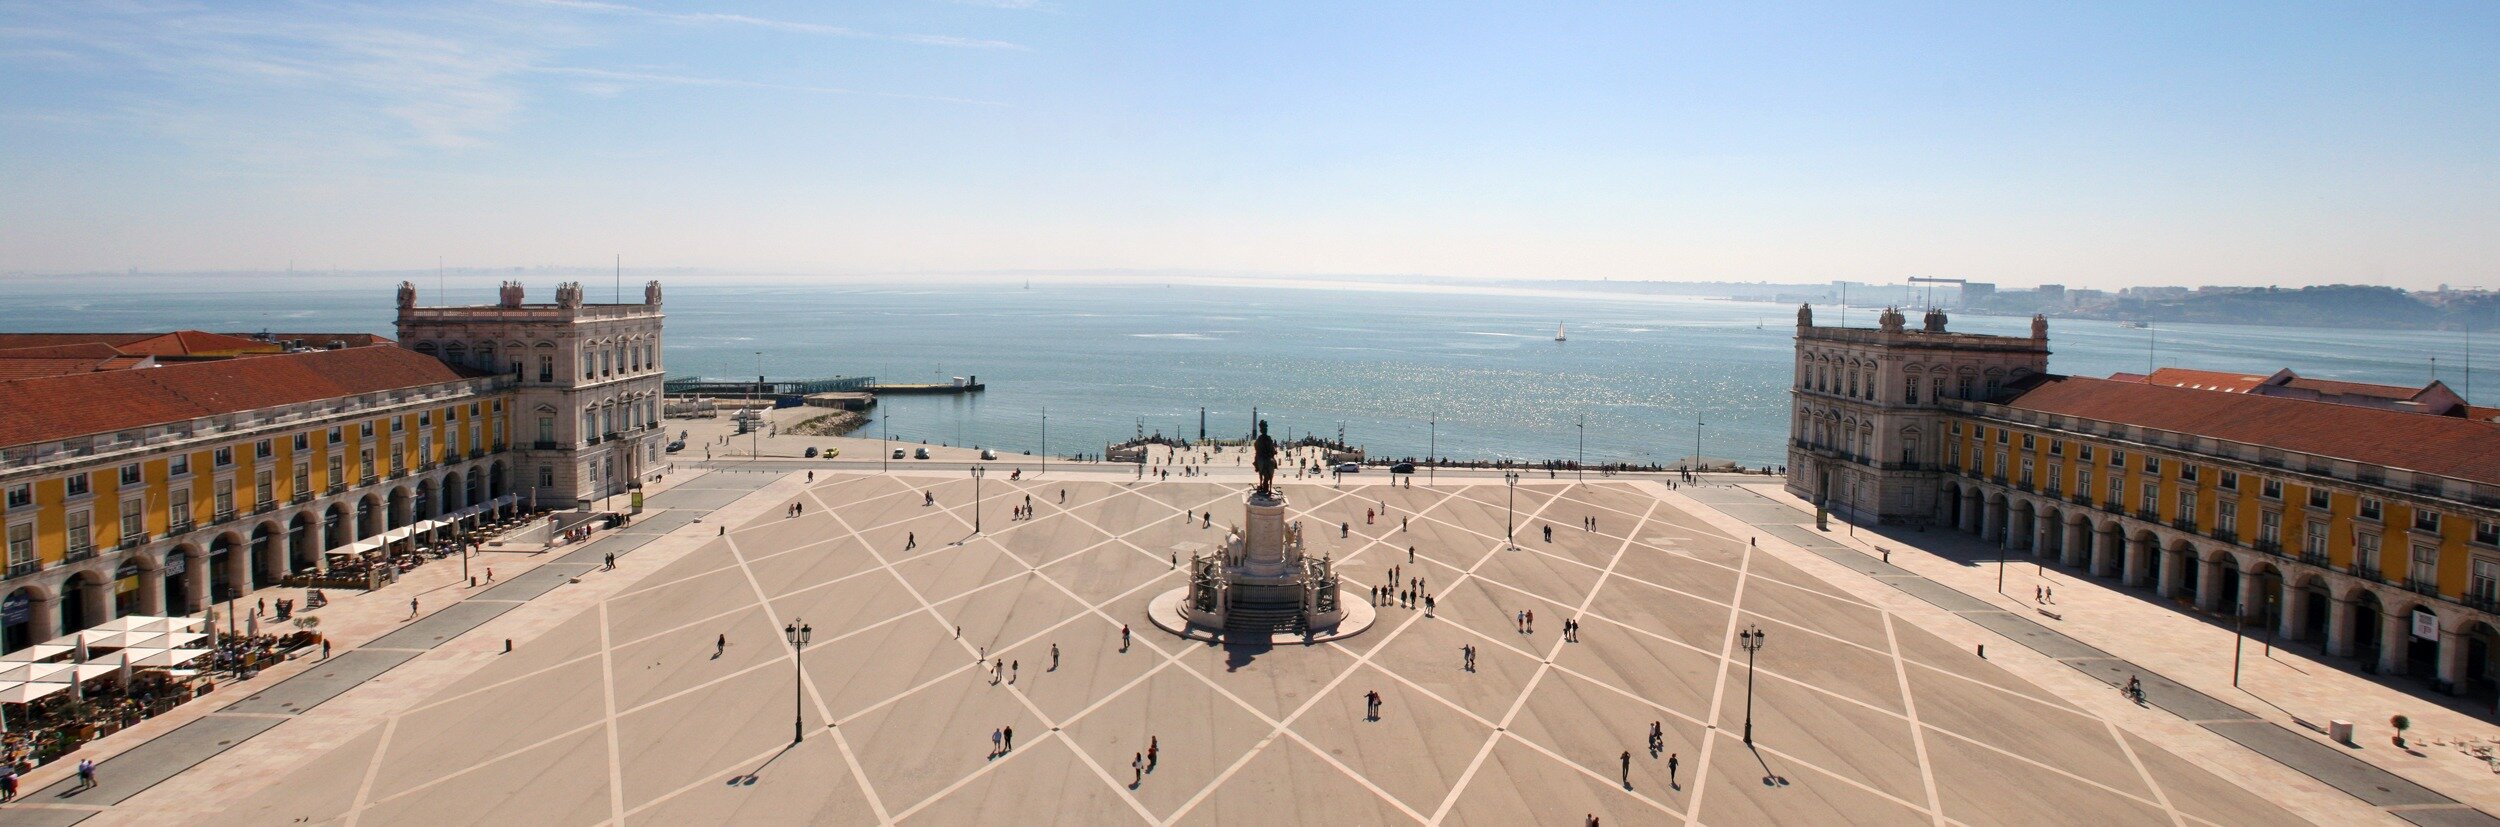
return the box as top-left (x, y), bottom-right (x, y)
top-left (504, 639), bottom-right (513, 653)
top-left (1976, 644), bottom-right (1986, 659)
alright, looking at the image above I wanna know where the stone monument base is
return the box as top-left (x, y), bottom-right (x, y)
top-left (1147, 587), bottom-right (1377, 644)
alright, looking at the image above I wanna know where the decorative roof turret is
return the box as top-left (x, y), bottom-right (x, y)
top-left (1922, 307), bottom-right (1949, 333)
top-left (1796, 303), bottom-right (1814, 328)
top-left (2031, 313), bottom-right (2049, 341)
top-left (1878, 306), bottom-right (1906, 333)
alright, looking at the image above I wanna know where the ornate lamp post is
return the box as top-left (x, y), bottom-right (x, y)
top-left (1576, 415), bottom-right (1586, 483)
top-left (1504, 471), bottom-right (1521, 550)
top-left (785, 619), bottom-right (812, 743)
top-left (1739, 624), bottom-right (1766, 746)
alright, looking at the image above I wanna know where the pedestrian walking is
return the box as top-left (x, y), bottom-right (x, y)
top-left (0, 765), bottom-right (16, 802)
top-left (1621, 750), bottom-right (1632, 786)
top-left (1132, 752), bottom-right (1144, 786)
top-left (1121, 625), bottom-right (1131, 652)
top-left (2046, 586), bottom-right (2055, 603)
top-left (991, 728), bottom-right (1002, 758)
top-left (2034, 585), bottom-right (2042, 603)
top-left (408, 597), bottom-right (419, 620)
top-left (1668, 753), bottom-right (1680, 788)
top-left (1011, 660), bottom-right (1019, 683)
top-left (486, 567), bottom-right (494, 582)
top-left (1147, 736), bottom-right (1158, 772)
top-left (716, 634), bottom-right (726, 657)
top-left (322, 639), bottom-right (332, 659)
top-left (906, 532), bottom-right (917, 550)
top-left (77, 758), bottom-right (95, 792)
top-left (1526, 610), bottom-right (1534, 633)
top-left (1050, 643), bottom-right (1060, 671)
top-left (1004, 725), bottom-right (1014, 751)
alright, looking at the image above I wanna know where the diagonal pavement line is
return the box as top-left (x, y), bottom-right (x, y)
top-left (1887, 613), bottom-right (1948, 827)
top-left (357, 717), bottom-right (612, 810)
top-left (1913, 722), bottom-right (2188, 815)
top-left (338, 715), bottom-right (399, 827)
top-left (1487, 729), bottom-right (1681, 818)
top-left (807, 484), bottom-right (1156, 826)
top-left (1677, 506), bottom-right (1760, 827)
top-left (2107, 717), bottom-right (2189, 827)
top-left (729, 516), bottom-right (895, 824)
top-left (598, 602), bottom-right (627, 824)
top-left (1430, 495), bottom-right (1658, 823)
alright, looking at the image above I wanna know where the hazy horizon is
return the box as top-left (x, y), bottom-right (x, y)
top-left (5, 2), bottom-right (2497, 288)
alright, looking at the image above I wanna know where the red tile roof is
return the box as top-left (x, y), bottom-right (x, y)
top-left (2002, 376), bottom-right (2500, 487)
top-left (2280, 376), bottom-right (2424, 400)
top-left (0, 331), bottom-right (280, 359)
top-left (0, 347), bottom-right (479, 448)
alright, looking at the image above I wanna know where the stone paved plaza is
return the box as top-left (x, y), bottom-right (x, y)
top-left (97, 470), bottom-right (2341, 826)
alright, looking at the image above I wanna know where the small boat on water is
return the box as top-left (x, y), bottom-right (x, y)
top-left (2119, 321), bottom-right (2148, 329)
top-left (1555, 323), bottom-right (1567, 342)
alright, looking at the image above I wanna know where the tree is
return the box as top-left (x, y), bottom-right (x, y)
top-left (2391, 714), bottom-right (2411, 748)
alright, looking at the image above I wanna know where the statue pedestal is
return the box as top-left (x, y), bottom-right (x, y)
top-left (1148, 486), bottom-right (1374, 644)
top-left (1239, 492), bottom-right (1290, 576)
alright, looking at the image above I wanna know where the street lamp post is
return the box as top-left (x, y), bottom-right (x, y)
top-left (1739, 625), bottom-right (1766, 746)
top-left (1694, 413), bottom-right (1705, 475)
top-left (1504, 471), bottom-right (1520, 550)
top-left (880, 409), bottom-right (889, 473)
top-left (1427, 413), bottom-right (1436, 488)
top-left (1039, 406), bottom-right (1047, 478)
top-left (785, 619), bottom-right (812, 743)
top-left (750, 351), bottom-right (763, 459)
top-left (1576, 415), bottom-right (1585, 483)
top-left (970, 466), bottom-right (986, 533)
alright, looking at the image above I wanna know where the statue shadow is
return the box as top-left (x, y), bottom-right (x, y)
top-left (1221, 635), bottom-right (1274, 671)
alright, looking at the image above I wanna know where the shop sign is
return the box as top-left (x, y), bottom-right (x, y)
top-left (1, 593), bottom-right (26, 625)
top-left (2412, 610), bottom-right (2440, 642)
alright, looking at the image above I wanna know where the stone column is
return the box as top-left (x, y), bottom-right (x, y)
top-left (2280, 587), bottom-right (2311, 643)
top-left (2063, 520), bottom-right (2089, 568)
top-left (223, 548), bottom-right (251, 599)
top-left (82, 576), bottom-right (111, 630)
top-left (2324, 597), bottom-right (2356, 657)
top-left (1981, 499), bottom-right (2001, 545)
top-left (2195, 557), bottom-right (2224, 612)
top-left (2123, 534), bottom-right (2148, 586)
top-left (2436, 621), bottom-right (2466, 694)
top-left (2377, 608), bottom-right (2410, 676)
top-left (138, 563), bottom-right (165, 616)
top-left (2033, 514), bottom-right (2055, 560)
top-left (1960, 491), bottom-right (1979, 534)
top-left (265, 532), bottom-right (291, 583)
top-left (2156, 546), bottom-right (2183, 598)
top-left (30, 594), bottom-right (59, 643)
top-left (184, 548), bottom-right (210, 614)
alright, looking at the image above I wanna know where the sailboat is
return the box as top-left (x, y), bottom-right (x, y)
top-left (1554, 322), bottom-right (1567, 342)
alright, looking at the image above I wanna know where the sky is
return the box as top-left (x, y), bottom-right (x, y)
top-left (2, 1), bottom-right (2497, 289)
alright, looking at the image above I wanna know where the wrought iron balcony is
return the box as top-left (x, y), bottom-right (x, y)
top-left (2298, 550), bottom-right (2329, 567)
top-left (2406, 577), bottom-right (2440, 597)
top-left (64, 544), bottom-right (94, 562)
top-left (214, 509), bottom-right (236, 523)
top-left (2253, 539), bottom-right (2281, 554)
top-left (2352, 566), bottom-right (2387, 584)
top-left (2134, 508), bottom-right (2159, 522)
top-left (533, 441), bottom-right (560, 451)
top-left (2210, 528), bottom-right (2237, 544)
top-left (118, 534), bottom-right (148, 551)
top-left (2169, 518), bottom-right (2197, 532)
top-left (168, 520), bottom-right (192, 535)
top-left (293, 491), bottom-right (314, 505)
top-left (7, 560), bottom-right (38, 577)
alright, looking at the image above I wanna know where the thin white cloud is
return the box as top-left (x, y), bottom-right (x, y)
top-left (525, 0), bottom-right (1026, 50)
top-left (534, 66), bottom-right (1009, 107)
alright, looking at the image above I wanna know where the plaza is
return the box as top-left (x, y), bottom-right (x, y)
top-left (2, 458), bottom-right (2432, 825)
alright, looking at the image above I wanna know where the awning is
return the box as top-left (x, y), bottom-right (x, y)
top-left (0, 681), bottom-right (71, 704)
top-left (0, 644), bottom-right (71, 663)
top-left (0, 662), bottom-right (75, 683)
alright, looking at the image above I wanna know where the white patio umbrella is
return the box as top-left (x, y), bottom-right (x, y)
top-left (124, 648), bottom-right (207, 668)
top-left (0, 644), bottom-right (71, 663)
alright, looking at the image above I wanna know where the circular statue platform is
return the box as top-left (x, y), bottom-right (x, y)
top-left (1147, 587), bottom-right (1378, 644)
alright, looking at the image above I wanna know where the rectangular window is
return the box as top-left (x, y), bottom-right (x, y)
top-left (419, 435), bottom-right (432, 464)
top-left (2049, 439), bottom-right (2064, 455)
top-left (2107, 475), bottom-right (2123, 506)
top-left (119, 464), bottom-right (141, 485)
top-left (6, 523), bottom-right (32, 570)
top-left (2047, 463), bottom-right (2064, 494)
top-left (169, 498), bottom-right (191, 532)
top-left (328, 456), bottom-right (343, 488)
top-left (4, 485), bottom-right (27, 508)
top-left (2472, 559), bottom-right (2498, 604)
top-left (2411, 543), bottom-right (2437, 585)
top-left (2077, 444), bottom-right (2094, 462)
top-left (1950, 422), bottom-right (1962, 436)
top-left (2356, 533), bottom-right (2382, 572)
top-left (214, 479), bottom-right (234, 518)
top-left (214, 446), bottom-right (233, 467)
top-left (2077, 468), bottom-right (2093, 497)
top-left (2020, 459), bottom-right (2034, 486)
top-left (120, 497), bottom-right (144, 541)
top-left (2109, 449), bottom-right (2125, 467)
top-left (360, 449), bottom-right (375, 479)
top-left (330, 426), bottom-right (344, 444)
top-left (2260, 511), bottom-right (2281, 544)
top-left (66, 510), bottom-right (90, 556)
top-left (2414, 509), bottom-right (2441, 533)
top-left (2179, 464), bottom-right (2197, 483)
top-left (2360, 498), bottom-right (2382, 521)
top-left (170, 454), bottom-right (189, 475)
top-left (2305, 521), bottom-right (2327, 557)
top-left (2143, 456), bottom-right (2162, 475)
top-left (1904, 377), bottom-right (1918, 404)
top-left (2261, 478), bottom-right (2282, 500)
top-left (361, 422), bottom-right (374, 438)
top-left (2478, 521), bottom-right (2500, 547)
top-left (419, 412), bottom-right (431, 427)
top-left (293, 463), bottom-right (309, 497)
top-left (2140, 482), bottom-right (2158, 514)
top-left (66, 474), bottom-right (90, 497)
top-left (2308, 488), bottom-right (2330, 509)
top-left (1995, 428), bottom-right (2008, 445)
top-left (2217, 499), bottom-right (2236, 532)
top-left (1993, 453), bottom-right (2007, 478)
top-left (539, 465), bottom-right (555, 487)
top-left (2022, 434), bottom-right (2036, 450)
top-left (255, 469), bottom-right (273, 506)
top-left (2220, 471), bottom-right (2239, 491)
top-left (391, 417), bottom-right (404, 432)
top-left (255, 438), bottom-right (272, 458)
top-left (294, 433), bottom-right (309, 452)
top-left (2177, 490), bottom-right (2197, 524)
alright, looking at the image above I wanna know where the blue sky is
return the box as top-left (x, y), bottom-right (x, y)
top-left (3, 1), bottom-right (2496, 288)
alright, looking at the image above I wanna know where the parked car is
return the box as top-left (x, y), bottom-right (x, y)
top-left (892, 448), bottom-right (907, 460)
top-left (1390, 462), bottom-right (1415, 474)
top-left (914, 447), bottom-right (931, 460)
top-left (980, 448), bottom-right (998, 460)
top-left (1336, 462), bottom-right (1361, 474)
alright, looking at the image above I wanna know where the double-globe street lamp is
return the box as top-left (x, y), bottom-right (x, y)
top-left (1504, 471), bottom-right (1521, 550)
top-left (785, 619), bottom-right (812, 744)
top-left (969, 466), bottom-right (986, 534)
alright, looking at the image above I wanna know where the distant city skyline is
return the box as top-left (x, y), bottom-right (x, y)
top-left (4, 1), bottom-right (2496, 289)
